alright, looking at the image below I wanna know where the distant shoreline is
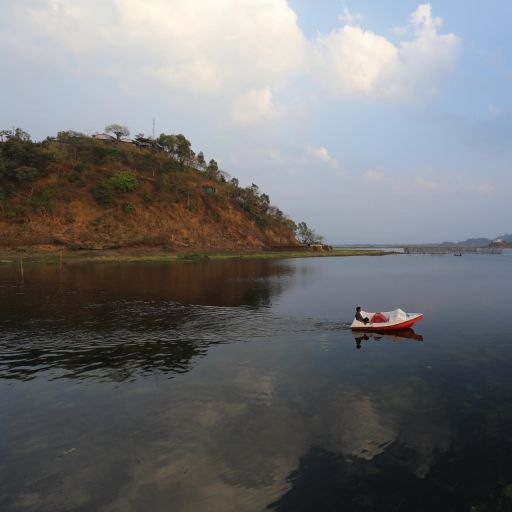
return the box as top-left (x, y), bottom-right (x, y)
top-left (0, 248), bottom-right (398, 265)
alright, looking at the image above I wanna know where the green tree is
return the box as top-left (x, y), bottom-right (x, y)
top-left (92, 171), bottom-right (138, 205)
top-left (11, 166), bottom-right (39, 182)
top-left (57, 130), bottom-right (86, 140)
top-left (188, 149), bottom-right (196, 167)
top-left (92, 180), bottom-right (114, 205)
top-left (296, 221), bottom-right (323, 244)
top-left (259, 193), bottom-right (270, 213)
top-left (268, 205), bottom-right (284, 220)
top-left (110, 170), bottom-right (138, 192)
top-left (105, 124), bottom-right (130, 140)
top-left (0, 128), bottom-right (31, 142)
top-left (0, 130), bottom-right (11, 142)
top-left (158, 133), bottom-right (177, 152)
top-left (206, 159), bottom-right (219, 180)
top-left (0, 134), bottom-right (53, 183)
top-left (175, 134), bottom-right (192, 163)
top-left (13, 128), bottom-right (31, 141)
top-left (197, 151), bottom-right (206, 170)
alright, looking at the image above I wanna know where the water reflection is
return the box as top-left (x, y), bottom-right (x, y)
top-left (0, 259), bottom-right (298, 328)
top-left (2, 255), bottom-right (512, 512)
top-left (0, 260), bottom-right (303, 381)
top-left (269, 406), bottom-right (512, 512)
top-left (353, 329), bottom-right (424, 349)
top-left (0, 301), bottom-right (320, 381)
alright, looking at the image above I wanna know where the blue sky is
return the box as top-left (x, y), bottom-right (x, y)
top-left (1, 0), bottom-right (511, 243)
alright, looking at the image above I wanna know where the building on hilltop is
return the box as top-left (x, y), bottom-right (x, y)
top-left (133, 135), bottom-right (165, 151)
top-left (92, 133), bottom-right (116, 141)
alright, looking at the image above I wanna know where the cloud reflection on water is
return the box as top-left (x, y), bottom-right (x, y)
top-left (2, 256), bottom-right (512, 511)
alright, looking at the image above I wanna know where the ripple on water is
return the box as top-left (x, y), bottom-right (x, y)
top-left (0, 300), bottom-right (348, 382)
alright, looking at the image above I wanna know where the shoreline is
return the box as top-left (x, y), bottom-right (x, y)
top-left (0, 248), bottom-right (398, 265)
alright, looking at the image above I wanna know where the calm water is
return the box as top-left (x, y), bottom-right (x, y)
top-left (1, 254), bottom-right (512, 511)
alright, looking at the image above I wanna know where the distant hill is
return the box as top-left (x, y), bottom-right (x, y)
top-left (0, 130), bottom-right (298, 252)
top-left (441, 234), bottom-right (512, 246)
top-left (441, 237), bottom-right (492, 247)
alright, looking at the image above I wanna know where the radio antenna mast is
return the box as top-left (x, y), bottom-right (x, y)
top-left (152, 117), bottom-right (155, 139)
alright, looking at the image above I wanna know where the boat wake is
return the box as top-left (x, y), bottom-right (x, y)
top-left (0, 301), bottom-right (357, 381)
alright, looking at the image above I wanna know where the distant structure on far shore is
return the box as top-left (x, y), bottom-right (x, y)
top-left (490, 238), bottom-right (507, 247)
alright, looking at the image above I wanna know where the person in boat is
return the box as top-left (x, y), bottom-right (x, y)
top-left (355, 306), bottom-right (369, 324)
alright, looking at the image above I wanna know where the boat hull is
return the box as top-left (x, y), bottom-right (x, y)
top-left (351, 313), bottom-right (424, 332)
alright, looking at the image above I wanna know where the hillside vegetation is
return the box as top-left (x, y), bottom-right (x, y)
top-left (0, 129), bottom-right (298, 252)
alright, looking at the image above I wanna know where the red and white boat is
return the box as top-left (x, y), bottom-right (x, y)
top-left (351, 308), bottom-right (424, 331)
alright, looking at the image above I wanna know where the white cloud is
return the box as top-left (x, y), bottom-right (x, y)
top-left (124, 0), bottom-right (306, 93)
top-left (231, 88), bottom-right (280, 125)
top-left (2, 0), bottom-right (306, 95)
top-left (1, 1), bottom-right (460, 106)
top-left (409, 3), bottom-right (443, 34)
top-left (338, 6), bottom-right (362, 26)
top-left (310, 146), bottom-right (339, 168)
top-left (395, 4), bottom-right (461, 98)
top-left (316, 25), bottom-right (398, 95)
top-left (316, 3), bottom-right (460, 99)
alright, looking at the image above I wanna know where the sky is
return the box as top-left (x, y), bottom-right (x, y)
top-left (1, 0), bottom-right (511, 244)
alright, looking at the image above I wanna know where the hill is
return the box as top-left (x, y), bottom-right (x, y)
top-left (0, 129), bottom-right (298, 252)
top-left (441, 234), bottom-right (512, 246)
top-left (441, 237), bottom-right (492, 247)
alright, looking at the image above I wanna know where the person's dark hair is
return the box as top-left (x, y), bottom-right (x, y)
top-left (356, 306), bottom-right (361, 312)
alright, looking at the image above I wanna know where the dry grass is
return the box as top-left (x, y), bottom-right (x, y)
top-left (0, 248), bottom-right (397, 265)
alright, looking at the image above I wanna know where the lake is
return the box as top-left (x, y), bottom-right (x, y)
top-left (1, 253), bottom-right (512, 511)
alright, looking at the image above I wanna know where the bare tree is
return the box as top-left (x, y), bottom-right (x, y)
top-left (105, 124), bottom-right (130, 140)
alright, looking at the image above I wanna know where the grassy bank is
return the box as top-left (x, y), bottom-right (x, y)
top-left (0, 248), bottom-right (397, 265)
